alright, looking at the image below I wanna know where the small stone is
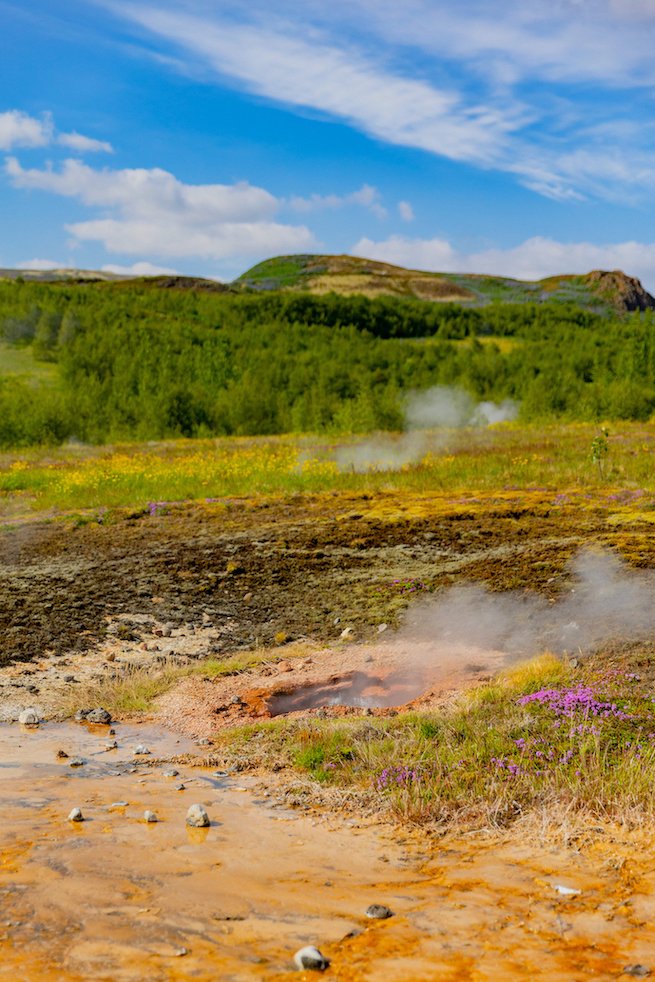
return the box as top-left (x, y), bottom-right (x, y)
top-left (366, 904), bottom-right (393, 919)
top-left (174, 783), bottom-right (185, 791)
top-left (108, 728), bottom-right (116, 735)
top-left (293, 946), bottom-right (329, 971)
top-left (67, 807), bottom-right (83, 822)
top-left (144, 810), bottom-right (158, 823)
top-left (161, 627), bottom-right (171, 638)
top-left (243, 592), bottom-right (253, 602)
top-left (198, 738), bottom-right (210, 745)
top-left (105, 740), bottom-right (118, 750)
top-left (340, 627), bottom-right (354, 640)
top-left (87, 708), bottom-right (112, 724)
top-left (163, 769), bottom-right (179, 777)
top-left (230, 695), bottom-right (242, 704)
top-left (624, 968), bottom-right (651, 978)
top-left (333, 617), bottom-right (340, 625)
top-left (186, 804), bottom-right (210, 827)
top-left (134, 745), bottom-right (150, 755)
top-left (377, 623), bottom-right (388, 633)
top-left (74, 709), bottom-right (90, 721)
top-left (105, 652), bottom-right (116, 662)
top-left (277, 660), bottom-right (293, 672)
top-left (63, 674), bottom-right (77, 683)
top-left (56, 749), bottom-right (69, 759)
top-left (108, 801), bottom-right (129, 810)
top-left (18, 708), bottom-right (39, 725)
top-left (69, 757), bottom-right (84, 767)
top-left (363, 653), bottom-right (374, 663)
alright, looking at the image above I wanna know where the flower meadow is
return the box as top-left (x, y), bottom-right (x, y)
top-left (1, 422), bottom-right (655, 517)
top-left (255, 656), bottom-right (655, 828)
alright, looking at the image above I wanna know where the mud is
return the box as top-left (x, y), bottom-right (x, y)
top-left (3, 489), bottom-right (653, 672)
top-left (2, 721), bottom-right (655, 981)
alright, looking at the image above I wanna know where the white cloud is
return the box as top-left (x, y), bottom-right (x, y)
top-left (15, 258), bottom-right (66, 270)
top-left (108, 2), bottom-right (655, 200)
top-left (117, 7), bottom-right (515, 166)
top-left (289, 183), bottom-right (387, 217)
top-left (398, 200), bottom-right (414, 221)
top-left (101, 261), bottom-right (179, 275)
top-left (58, 132), bottom-right (114, 153)
top-left (351, 233), bottom-right (655, 292)
top-left (0, 110), bottom-right (52, 151)
top-left (5, 157), bottom-right (315, 260)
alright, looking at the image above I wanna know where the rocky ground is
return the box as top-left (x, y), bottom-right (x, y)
top-left (2, 488), bottom-right (655, 722)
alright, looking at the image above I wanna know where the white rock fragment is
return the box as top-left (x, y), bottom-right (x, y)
top-left (186, 804), bottom-right (210, 827)
top-left (134, 745), bottom-right (150, 755)
top-left (144, 810), bottom-right (158, 823)
top-left (293, 946), bottom-right (329, 971)
top-left (67, 808), bottom-right (83, 822)
top-left (554, 884), bottom-right (581, 896)
top-left (18, 709), bottom-right (39, 725)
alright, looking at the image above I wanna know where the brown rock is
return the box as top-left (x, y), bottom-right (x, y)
top-left (277, 660), bottom-right (293, 672)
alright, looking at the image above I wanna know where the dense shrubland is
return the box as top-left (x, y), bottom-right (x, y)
top-left (1, 278), bottom-right (655, 447)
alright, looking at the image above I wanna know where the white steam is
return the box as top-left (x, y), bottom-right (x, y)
top-left (404, 386), bottom-right (519, 430)
top-left (408, 547), bottom-right (655, 669)
top-left (333, 385), bottom-right (519, 472)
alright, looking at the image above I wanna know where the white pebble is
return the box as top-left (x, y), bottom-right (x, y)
top-left (67, 808), bottom-right (83, 822)
top-left (186, 803), bottom-right (210, 827)
top-left (293, 946), bottom-right (329, 970)
top-left (18, 709), bottom-right (39, 726)
top-left (144, 810), bottom-right (158, 823)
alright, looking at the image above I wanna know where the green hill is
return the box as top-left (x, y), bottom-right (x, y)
top-left (6, 254), bottom-right (655, 316)
top-left (233, 254), bottom-right (655, 316)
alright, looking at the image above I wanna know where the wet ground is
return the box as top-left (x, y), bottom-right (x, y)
top-left (2, 721), bottom-right (655, 982)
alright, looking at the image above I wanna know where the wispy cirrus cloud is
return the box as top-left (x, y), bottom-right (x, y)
top-left (6, 156), bottom-right (315, 259)
top-left (105, 1), bottom-right (655, 201)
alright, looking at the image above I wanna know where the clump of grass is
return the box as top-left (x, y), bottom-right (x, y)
top-left (218, 654), bottom-right (655, 830)
top-left (61, 643), bottom-right (319, 716)
top-left (60, 660), bottom-right (191, 715)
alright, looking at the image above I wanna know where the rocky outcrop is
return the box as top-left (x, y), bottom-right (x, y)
top-left (584, 269), bottom-right (655, 312)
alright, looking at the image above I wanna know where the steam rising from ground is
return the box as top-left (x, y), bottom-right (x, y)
top-left (404, 386), bottom-right (519, 430)
top-left (270, 549), bottom-right (655, 711)
top-left (401, 547), bottom-right (655, 682)
top-left (334, 385), bottom-right (519, 472)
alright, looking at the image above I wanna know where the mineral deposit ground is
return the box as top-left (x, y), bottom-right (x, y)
top-left (3, 489), bottom-right (655, 979)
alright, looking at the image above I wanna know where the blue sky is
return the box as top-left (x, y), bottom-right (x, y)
top-left (5, 0), bottom-right (655, 287)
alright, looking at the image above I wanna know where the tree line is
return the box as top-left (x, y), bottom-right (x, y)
top-left (1, 277), bottom-right (654, 448)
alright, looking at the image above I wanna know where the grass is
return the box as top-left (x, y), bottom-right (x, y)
top-left (0, 342), bottom-right (58, 384)
top-left (212, 654), bottom-right (655, 831)
top-left (2, 421), bottom-right (655, 519)
top-left (60, 644), bottom-right (315, 715)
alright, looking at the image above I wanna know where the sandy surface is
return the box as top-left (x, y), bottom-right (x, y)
top-left (1, 720), bottom-right (654, 982)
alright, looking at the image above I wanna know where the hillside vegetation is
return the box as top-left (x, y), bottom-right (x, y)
top-left (234, 254), bottom-right (655, 314)
top-left (1, 276), bottom-right (655, 448)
